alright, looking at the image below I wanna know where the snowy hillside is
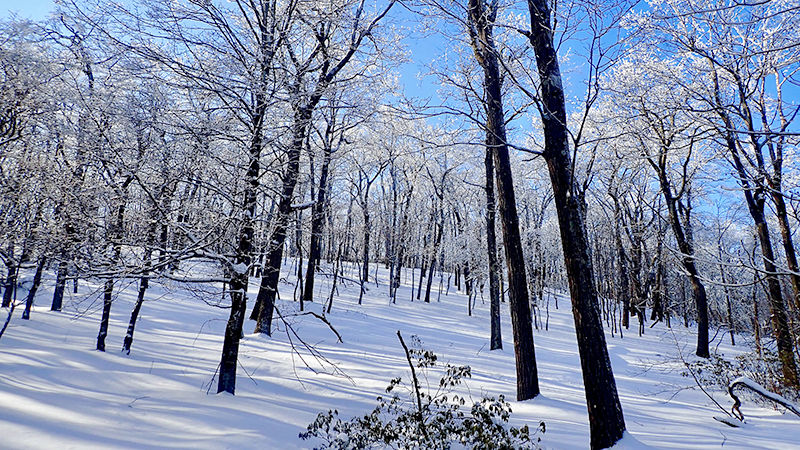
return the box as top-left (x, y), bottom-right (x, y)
top-left (1, 261), bottom-right (798, 449)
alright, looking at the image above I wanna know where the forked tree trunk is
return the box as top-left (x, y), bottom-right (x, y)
top-left (710, 65), bottom-right (798, 388)
top-left (217, 82), bottom-right (266, 394)
top-left (254, 106), bottom-right (308, 335)
top-left (717, 112), bottom-right (798, 387)
top-left (97, 201), bottom-right (127, 352)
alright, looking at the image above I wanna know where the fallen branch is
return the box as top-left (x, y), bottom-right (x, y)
top-left (294, 310), bottom-right (343, 343)
top-left (728, 377), bottom-right (800, 422)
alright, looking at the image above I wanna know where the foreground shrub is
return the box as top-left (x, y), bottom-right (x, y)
top-left (300, 332), bottom-right (545, 449)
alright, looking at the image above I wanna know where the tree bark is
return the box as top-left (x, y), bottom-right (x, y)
top-left (716, 106), bottom-right (798, 387)
top-left (217, 68), bottom-right (266, 393)
top-left (650, 159), bottom-right (709, 357)
top-left (526, 0), bottom-right (626, 445)
top-left (21, 257), bottom-right (46, 321)
top-left (467, 0), bottom-right (539, 401)
top-left (254, 106), bottom-right (308, 335)
top-left (2, 248), bottom-right (17, 308)
top-left (424, 218), bottom-right (443, 303)
top-left (123, 235), bottom-right (154, 355)
top-left (303, 136), bottom-right (332, 302)
top-left (772, 191), bottom-right (800, 312)
top-left (51, 259), bottom-right (68, 311)
top-left (485, 149), bottom-right (502, 350)
top-left (709, 64), bottom-right (798, 387)
top-left (97, 201), bottom-right (127, 352)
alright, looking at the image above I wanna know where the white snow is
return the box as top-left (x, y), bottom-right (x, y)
top-left (290, 200), bottom-right (316, 210)
top-left (1, 261), bottom-right (799, 449)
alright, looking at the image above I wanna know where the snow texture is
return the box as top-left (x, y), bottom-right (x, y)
top-left (1, 261), bottom-right (799, 449)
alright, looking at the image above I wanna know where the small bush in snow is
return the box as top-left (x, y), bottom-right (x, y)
top-left (299, 335), bottom-right (545, 449)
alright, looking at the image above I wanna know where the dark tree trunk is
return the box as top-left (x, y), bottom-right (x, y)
top-left (754, 217), bottom-right (798, 387)
top-left (362, 209), bottom-right (371, 285)
top-left (485, 149), bottom-right (502, 350)
top-left (96, 202), bottom-right (127, 352)
top-left (710, 65), bottom-right (798, 387)
top-left (392, 185), bottom-right (414, 298)
top-left (51, 259), bottom-right (68, 311)
top-left (2, 258), bottom-right (17, 308)
top-left (217, 82), bottom-right (266, 394)
top-left (303, 140), bottom-right (332, 302)
top-left (718, 115), bottom-right (798, 387)
top-left (123, 240), bottom-right (154, 355)
top-left (21, 257), bottom-right (46, 320)
top-left (295, 210), bottom-right (304, 307)
top-left (254, 106), bottom-right (308, 335)
top-left (96, 278), bottom-right (114, 351)
top-left (651, 162), bottom-right (709, 357)
top-left (467, 0), bottom-right (539, 401)
top-left (424, 219), bottom-right (443, 303)
top-left (525, 0), bottom-right (626, 445)
top-left (611, 195), bottom-right (631, 330)
top-left (122, 274), bottom-right (148, 355)
top-left (218, 272), bottom-right (248, 393)
top-left (772, 192), bottom-right (800, 312)
top-left (416, 255), bottom-right (427, 301)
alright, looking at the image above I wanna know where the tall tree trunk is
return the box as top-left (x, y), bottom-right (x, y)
top-left (651, 163), bottom-right (709, 357)
top-left (711, 64), bottom-right (798, 387)
top-left (51, 259), bottom-right (68, 311)
top-left (122, 271), bottom-right (149, 354)
top-left (611, 195), bottom-right (631, 330)
top-left (21, 257), bottom-right (46, 320)
top-left (362, 208), bottom-right (371, 285)
top-left (424, 219), bottom-right (443, 303)
top-left (96, 278), bottom-right (114, 351)
top-left (754, 216), bottom-right (798, 387)
top-left (467, 0), bottom-right (539, 401)
top-left (719, 120), bottom-right (798, 387)
top-left (416, 249), bottom-right (427, 301)
top-left (217, 90), bottom-right (265, 394)
top-left (485, 149), bottom-right (502, 350)
top-left (97, 202), bottom-right (127, 352)
top-left (773, 192), bottom-right (800, 312)
top-left (303, 142), bottom-right (332, 302)
top-left (2, 245), bottom-right (17, 308)
top-left (526, 0), bottom-right (626, 445)
top-left (254, 106), bottom-right (308, 335)
top-left (123, 228), bottom-right (155, 355)
top-left (392, 185), bottom-right (414, 298)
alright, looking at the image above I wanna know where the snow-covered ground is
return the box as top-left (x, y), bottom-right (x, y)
top-left (1, 259), bottom-right (798, 449)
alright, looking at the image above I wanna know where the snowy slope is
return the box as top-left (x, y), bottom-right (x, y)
top-left (1, 260), bottom-right (798, 449)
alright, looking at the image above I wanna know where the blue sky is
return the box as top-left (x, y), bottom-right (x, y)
top-left (2, 0), bottom-right (54, 20)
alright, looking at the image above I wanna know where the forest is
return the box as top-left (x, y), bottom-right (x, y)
top-left (1, 0), bottom-right (800, 448)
